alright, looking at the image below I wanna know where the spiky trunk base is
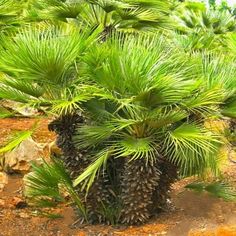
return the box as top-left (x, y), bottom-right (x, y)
top-left (48, 113), bottom-right (111, 223)
top-left (120, 158), bottom-right (161, 225)
top-left (48, 113), bottom-right (88, 177)
top-left (150, 159), bottom-right (178, 214)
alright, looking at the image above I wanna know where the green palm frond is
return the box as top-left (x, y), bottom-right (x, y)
top-left (200, 53), bottom-right (236, 92)
top-left (182, 88), bottom-right (224, 115)
top-left (113, 136), bottom-right (158, 162)
top-left (0, 0), bottom-right (26, 33)
top-left (2, 75), bottom-right (44, 98)
top-left (0, 106), bottom-right (14, 118)
top-left (185, 181), bottom-right (236, 201)
top-left (24, 161), bottom-right (65, 204)
top-left (171, 31), bottom-right (216, 52)
top-left (164, 123), bottom-right (222, 176)
top-left (221, 98), bottom-right (236, 118)
top-left (0, 123), bottom-right (37, 155)
top-left (125, 0), bottom-right (170, 10)
top-left (73, 149), bottom-right (111, 191)
top-left (36, 0), bottom-right (84, 21)
top-left (0, 85), bottom-right (40, 103)
top-left (33, 0), bottom-right (173, 32)
top-left (175, 7), bottom-right (236, 35)
top-left (74, 123), bottom-right (115, 148)
top-left (91, 0), bottom-right (130, 13)
top-left (0, 24), bottom-right (102, 113)
top-left (50, 90), bottom-right (94, 115)
top-left (0, 25), bottom-right (99, 87)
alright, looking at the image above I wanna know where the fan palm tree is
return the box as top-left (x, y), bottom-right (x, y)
top-left (171, 1), bottom-right (236, 51)
top-left (0, 24), bottom-right (113, 223)
top-left (178, 9), bottom-right (236, 34)
top-left (0, 25), bottom-right (100, 108)
top-left (0, 0), bottom-right (26, 34)
top-left (1, 17), bottom-right (236, 226)
top-left (219, 33), bottom-right (236, 149)
top-left (71, 34), bottom-right (236, 224)
top-left (30, 0), bottom-right (173, 34)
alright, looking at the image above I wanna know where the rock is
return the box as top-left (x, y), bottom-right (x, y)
top-left (10, 197), bottom-right (27, 209)
top-left (4, 137), bottom-right (42, 172)
top-left (0, 172), bottom-right (8, 192)
top-left (0, 100), bottom-right (38, 117)
top-left (18, 212), bottom-right (30, 219)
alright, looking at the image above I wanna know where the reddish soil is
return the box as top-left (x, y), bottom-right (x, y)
top-left (0, 118), bottom-right (236, 236)
top-left (0, 117), bottom-right (55, 144)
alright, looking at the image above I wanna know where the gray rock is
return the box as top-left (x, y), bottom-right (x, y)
top-left (0, 100), bottom-right (38, 117)
top-left (4, 137), bottom-right (42, 172)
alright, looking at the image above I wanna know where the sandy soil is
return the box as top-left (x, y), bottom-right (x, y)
top-left (0, 118), bottom-right (236, 236)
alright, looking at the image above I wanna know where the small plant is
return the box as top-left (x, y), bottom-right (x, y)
top-left (24, 158), bottom-right (88, 221)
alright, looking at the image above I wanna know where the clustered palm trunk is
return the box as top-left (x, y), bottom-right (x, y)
top-left (48, 113), bottom-right (112, 223)
top-left (48, 114), bottom-right (178, 224)
top-left (229, 120), bottom-right (236, 138)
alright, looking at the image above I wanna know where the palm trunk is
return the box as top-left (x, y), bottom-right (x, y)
top-left (150, 158), bottom-right (178, 214)
top-left (48, 113), bottom-right (111, 223)
top-left (120, 158), bottom-right (161, 225)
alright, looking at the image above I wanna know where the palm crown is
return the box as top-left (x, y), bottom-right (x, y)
top-left (0, 25), bottom-right (101, 114)
top-left (73, 34), bottom-right (236, 183)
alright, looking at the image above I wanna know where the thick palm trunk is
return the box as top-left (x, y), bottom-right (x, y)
top-left (48, 113), bottom-right (111, 223)
top-left (150, 159), bottom-right (178, 214)
top-left (48, 113), bottom-right (88, 177)
top-left (120, 158), bottom-right (161, 225)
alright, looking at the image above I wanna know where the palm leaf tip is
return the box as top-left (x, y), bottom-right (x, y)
top-left (185, 181), bottom-right (236, 201)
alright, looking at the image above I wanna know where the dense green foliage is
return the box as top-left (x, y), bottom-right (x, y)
top-left (1, 0), bottom-right (236, 225)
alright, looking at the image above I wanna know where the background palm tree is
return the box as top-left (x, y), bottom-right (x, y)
top-left (30, 0), bottom-right (174, 34)
top-left (171, 1), bottom-right (236, 51)
top-left (0, 0), bottom-right (26, 34)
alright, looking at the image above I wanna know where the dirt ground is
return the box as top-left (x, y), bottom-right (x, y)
top-left (0, 118), bottom-right (236, 236)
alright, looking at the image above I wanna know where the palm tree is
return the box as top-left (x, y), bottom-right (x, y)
top-left (177, 8), bottom-right (236, 34)
top-left (1, 6), bottom-right (236, 225)
top-left (0, 24), bottom-right (116, 223)
top-left (0, 0), bottom-right (26, 34)
top-left (71, 34), bottom-right (236, 224)
top-left (31, 0), bottom-right (173, 34)
top-left (171, 1), bottom-right (236, 51)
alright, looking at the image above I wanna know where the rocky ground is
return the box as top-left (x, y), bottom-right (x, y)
top-left (0, 118), bottom-right (236, 236)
